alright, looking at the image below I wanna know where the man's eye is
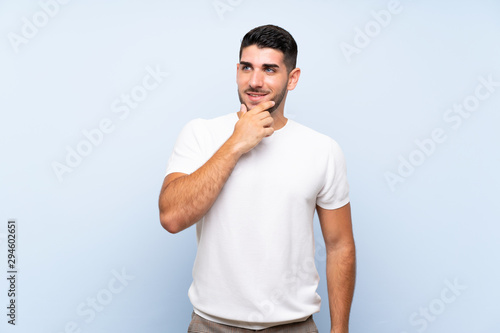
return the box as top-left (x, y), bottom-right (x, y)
top-left (242, 66), bottom-right (251, 71)
top-left (265, 68), bottom-right (275, 73)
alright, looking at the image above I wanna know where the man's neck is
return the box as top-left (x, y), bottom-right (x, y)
top-left (271, 111), bottom-right (288, 131)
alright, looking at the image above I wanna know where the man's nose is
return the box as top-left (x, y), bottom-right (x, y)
top-left (249, 70), bottom-right (264, 88)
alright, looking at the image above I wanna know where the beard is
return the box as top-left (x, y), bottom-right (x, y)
top-left (238, 84), bottom-right (288, 113)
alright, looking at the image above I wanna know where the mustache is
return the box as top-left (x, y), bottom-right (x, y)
top-left (244, 89), bottom-right (270, 94)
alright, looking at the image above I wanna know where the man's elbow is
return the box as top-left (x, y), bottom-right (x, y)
top-left (159, 211), bottom-right (182, 234)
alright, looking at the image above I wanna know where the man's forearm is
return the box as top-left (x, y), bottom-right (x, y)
top-left (159, 101), bottom-right (275, 233)
top-left (326, 244), bottom-right (356, 333)
top-left (159, 137), bottom-right (243, 233)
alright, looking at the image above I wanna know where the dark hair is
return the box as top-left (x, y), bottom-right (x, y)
top-left (239, 25), bottom-right (298, 73)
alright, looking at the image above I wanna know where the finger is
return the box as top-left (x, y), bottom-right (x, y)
top-left (263, 127), bottom-right (275, 137)
top-left (256, 110), bottom-right (272, 121)
top-left (261, 116), bottom-right (274, 127)
top-left (249, 101), bottom-right (275, 114)
top-left (239, 103), bottom-right (248, 114)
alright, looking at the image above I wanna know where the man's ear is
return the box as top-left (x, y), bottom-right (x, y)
top-left (287, 67), bottom-right (301, 91)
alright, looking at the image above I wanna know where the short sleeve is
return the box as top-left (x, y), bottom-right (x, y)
top-left (316, 139), bottom-right (350, 209)
top-left (165, 119), bottom-right (206, 176)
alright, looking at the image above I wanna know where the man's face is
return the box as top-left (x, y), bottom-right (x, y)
top-left (237, 45), bottom-right (290, 113)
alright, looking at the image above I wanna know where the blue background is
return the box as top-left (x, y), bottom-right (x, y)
top-left (1, 0), bottom-right (499, 332)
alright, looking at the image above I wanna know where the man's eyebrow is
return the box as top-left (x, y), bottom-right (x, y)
top-left (239, 61), bottom-right (280, 69)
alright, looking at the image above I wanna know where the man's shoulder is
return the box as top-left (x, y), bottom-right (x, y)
top-left (177, 113), bottom-right (236, 147)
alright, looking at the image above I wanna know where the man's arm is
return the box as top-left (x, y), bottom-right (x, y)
top-left (317, 203), bottom-right (356, 333)
top-left (159, 101), bottom-right (275, 234)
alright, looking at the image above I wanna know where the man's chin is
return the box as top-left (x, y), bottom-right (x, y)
top-left (245, 100), bottom-right (276, 112)
top-left (246, 101), bottom-right (261, 110)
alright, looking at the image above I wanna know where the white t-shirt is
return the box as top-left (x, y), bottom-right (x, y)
top-left (165, 112), bottom-right (350, 329)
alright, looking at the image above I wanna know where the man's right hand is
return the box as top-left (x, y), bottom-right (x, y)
top-left (229, 101), bottom-right (275, 155)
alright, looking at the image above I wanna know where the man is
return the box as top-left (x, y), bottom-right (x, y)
top-left (159, 25), bottom-right (355, 333)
